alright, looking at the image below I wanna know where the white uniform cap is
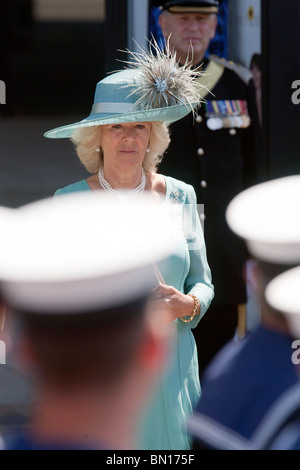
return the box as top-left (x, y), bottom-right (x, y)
top-left (226, 175), bottom-right (300, 264)
top-left (265, 266), bottom-right (300, 336)
top-left (0, 192), bottom-right (181, 314)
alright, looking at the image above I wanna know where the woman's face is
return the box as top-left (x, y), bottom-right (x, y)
top-left (100, 122), bottom-right (151, 171)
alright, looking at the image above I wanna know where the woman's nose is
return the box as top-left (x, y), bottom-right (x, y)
top-left (122, 128), bottom-right (136, 141)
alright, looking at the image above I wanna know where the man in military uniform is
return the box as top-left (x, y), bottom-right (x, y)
top-left (154, 0), bottom-right (260, 374)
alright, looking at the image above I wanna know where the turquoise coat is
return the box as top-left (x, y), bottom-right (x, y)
top-left (55, 175), bottom-right (214, 450)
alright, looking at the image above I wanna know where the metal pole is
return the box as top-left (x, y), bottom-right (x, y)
top-left (127, 0), bottom-right (149, 52)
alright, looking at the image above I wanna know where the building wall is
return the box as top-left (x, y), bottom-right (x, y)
top-left (1, 0), bottom-right (107, 115)
top-left (34, 0), bottom-right (105, 22)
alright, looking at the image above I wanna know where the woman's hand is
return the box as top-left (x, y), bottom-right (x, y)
top-left (149, 284), bottom-right (200, 324)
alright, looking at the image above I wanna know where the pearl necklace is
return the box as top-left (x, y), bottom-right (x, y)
top-left (98, 168), bottom-right (146, 197)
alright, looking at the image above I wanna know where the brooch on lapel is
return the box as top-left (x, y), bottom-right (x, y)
top-left (169, 190), bottom-right (184, 203)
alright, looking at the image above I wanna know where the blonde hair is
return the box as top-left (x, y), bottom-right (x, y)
top-left (71, 122), bottom-right (170, 174)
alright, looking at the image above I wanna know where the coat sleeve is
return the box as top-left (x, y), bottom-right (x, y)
top-left (183, 184), bottom-right (215, 328)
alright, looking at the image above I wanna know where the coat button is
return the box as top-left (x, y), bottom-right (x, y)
top-left (197, 147), bottom-right (205, 156)
top-left (196, 115), bottom-right (203, 123)
top-left (201, 180), bottom-right (207, 188)
top-left (229, 128), bottom-right (237, 135)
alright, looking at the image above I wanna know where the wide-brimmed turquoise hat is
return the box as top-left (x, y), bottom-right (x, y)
top-left (44, 42), bottom-right (203, 139)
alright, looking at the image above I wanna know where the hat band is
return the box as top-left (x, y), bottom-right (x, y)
top-left (168, 6), bottom-right (218, 13)
top-left (91, 102), bottom-right (135, 115)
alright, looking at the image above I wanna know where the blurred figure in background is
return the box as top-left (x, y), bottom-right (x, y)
top-left (149, 0), bottom-right (228, 58)
top-left (1, 192), bottom-right (178, 450)
top-left (187, 175), bottom-right (300, 450)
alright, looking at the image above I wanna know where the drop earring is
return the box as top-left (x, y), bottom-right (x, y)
top-left (96, 147), bottom-right (101, 153)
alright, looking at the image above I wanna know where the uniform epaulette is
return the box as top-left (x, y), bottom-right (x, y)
top-left (209, 55), bottom-right (254, 85)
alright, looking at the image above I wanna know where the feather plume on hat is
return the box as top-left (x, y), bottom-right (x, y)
top-left (120, 36), bottom-right (207, 115)
top-left (43, 37), bottom-right (208, 139)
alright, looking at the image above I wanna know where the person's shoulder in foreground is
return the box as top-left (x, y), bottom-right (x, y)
top-left (194, 325), bottom-right (298, 436)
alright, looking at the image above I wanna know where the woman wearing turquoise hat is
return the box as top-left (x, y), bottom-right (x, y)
top-left (44, 41), bottom-right (214, 450)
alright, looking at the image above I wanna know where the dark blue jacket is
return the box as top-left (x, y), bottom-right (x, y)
top-left (191, 326), bottom-right (299, 445)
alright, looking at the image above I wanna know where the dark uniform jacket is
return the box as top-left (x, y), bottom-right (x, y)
top-left (188, 326), bottom-right (300, 449)
top-left (159, 56), bottom-right (260, 306)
